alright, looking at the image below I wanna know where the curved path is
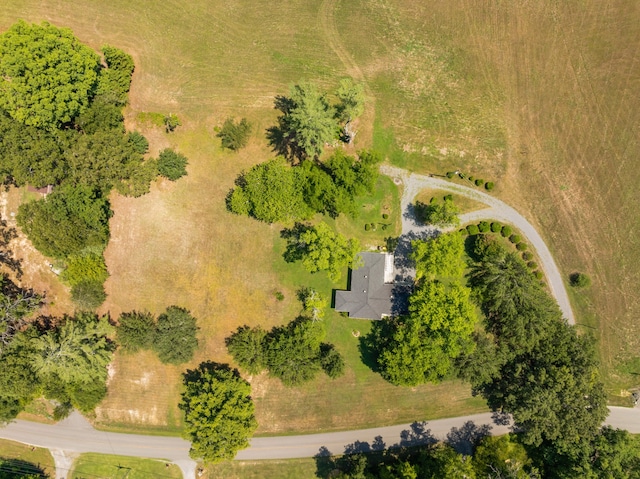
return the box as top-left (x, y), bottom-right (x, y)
top-left (2, 407), bottom-right (640, 478)
top-left (381, 164), bottom-right (575, 325)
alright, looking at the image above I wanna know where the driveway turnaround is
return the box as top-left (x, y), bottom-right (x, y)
top-left (381, 165), bottom-right (575, 324)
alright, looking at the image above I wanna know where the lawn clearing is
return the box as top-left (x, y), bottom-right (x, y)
top-left (69, 453), bottom-right (181, 479)
top-left (416, 188), bottom-right (487, 215)
top-left (0, 439), bottom-right (54, 478)
top-left (205, 458), bottom-right (316, 479)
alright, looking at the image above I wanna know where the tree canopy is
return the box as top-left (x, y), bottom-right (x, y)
top-left (283, 222), bottom-right (360, 282)
top-left (415, 197), bottom-right (460, 227)
top-left (0, 21), bottom-right (101, 129)
top-left (411, 232), bottom-right (466, 281)
top-left (179, 362), bottom-right (257, 463)
top-left (153, 306), bottom-right (198, 365)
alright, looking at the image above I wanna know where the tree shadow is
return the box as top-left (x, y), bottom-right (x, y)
top-left (266, 95), bottom-right (306, 164)
top-left (446, 420), bottom-right (492, 456)
top-left (0, 458), bottom-right (47, 478)
top-left (398, 421), bottom-right (438, 448)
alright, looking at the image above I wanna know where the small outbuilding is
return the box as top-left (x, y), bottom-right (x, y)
top-left (334, 252), bottom-right (408, 320)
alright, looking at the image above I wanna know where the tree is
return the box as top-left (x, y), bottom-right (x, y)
top-left (473, 435), bottom-right (536, 479)
top-left (415, 197), bottom-right (460, 227)
top-left (297, 287), bottom-right (327, 320)
top-left (153, 306), bottom-right (198, 364)
top-left (320, 343), bottom-right (345, 379)
top-left (217, 117), bottom-right (252, 150)
top-left (0, 21), bottom-right (101, 129)
top-left (569, 272), bottom-right (591, 288)
top-left (0, 275), bottom-right (42, 355)
top-left (61, 251), bottom-right (108, 287)
top-left (227, 157), bottom-right (310, 223)
top-left (164, 114), bottom-right (181, 132)
top-left (411, 232), bottom-right (466, 281)
top-left (283, 222), bottom-right (360, 282)
top-left (116, 310), bottom-right (156, 353)
top-left (17, 185), bottom-right (112, 259)
top-left (179, 362), bottom-right (257, 463)
top-left (70, 280), bottom-right (107, 310)
top-left (157, 148), bottom-right (188, 181)
top-left (97, 45), bottom-right (135, 105)
top-left (335, 78), bottom-right (365, 123)
top-left (225, 325), bottom-right (266, 374)
top-left (376, 280), bottom-right (477, 385)
top-left (267, 82), bottom-right (337, 160)
top-left (30, 313), bottom-right (114, 385)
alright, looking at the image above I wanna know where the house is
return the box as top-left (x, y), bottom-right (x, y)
top-left (334, 252), bottom-right (409, 320)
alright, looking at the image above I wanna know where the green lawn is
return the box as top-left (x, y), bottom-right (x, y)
top-left (70, 453), bottom-right (182, 479)
top-left (205, 459), bottom-right (316, 479)
top-left (0, 439), bottom-right (55, 478)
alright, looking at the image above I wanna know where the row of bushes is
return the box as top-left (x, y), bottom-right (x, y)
top-left (446, 171), bottom-right (495, 191)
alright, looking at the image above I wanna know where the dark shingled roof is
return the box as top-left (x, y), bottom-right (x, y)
top-left (335, 252), bottom-right (404, 320)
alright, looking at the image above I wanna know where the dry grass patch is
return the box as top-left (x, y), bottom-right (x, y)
top-left (416, 189), bottom-right (487, 215)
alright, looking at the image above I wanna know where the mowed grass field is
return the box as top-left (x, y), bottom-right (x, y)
top-left (1, 0), bottom-right (638, 435)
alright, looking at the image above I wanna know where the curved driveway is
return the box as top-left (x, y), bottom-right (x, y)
top-left (381, 165), bottom-right (575, 325)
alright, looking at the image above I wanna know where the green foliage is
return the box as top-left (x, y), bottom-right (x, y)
top-left (164, 113), bottom-right (181, 132)
top-left (475, 178), bottom-right (483, 186)
top-left (0, 21), bottom-right (100, 129)
top-left (297, 287), bottom-right (327, 320)
top-left (267, 82), bottom-right (338, 160)
top-left (527, 261), bottom-right (538, 270)
top-left (61, 251), bottom-right (108, 287)
top-left (70, 280), bottom-right (106, 310)
top-left (335, 78), bottom-right (365, 123)
top-left (501, 225), bottom-right (512, 237)
top-left (17, 185), bottom-right (111, 259)
top-left (485, 181), bottom-right (495, 190)
top-left (30, 313), bottom-right (114, 385)
top-left (227, 157), bottom-right (310, 223)
top-left (466, 224), bottom-right (479, 235)
top-left (126, 131), bottom-right (149, 154)
top-left (473, 435), bottom-right (537, 478)
top-left (0, 275), bottom-right (42, 355)
top-left (522, 251), bottom-right (533, 261)
top-left (0, 458), bottom-right (48, 479)
top-left (415, 197), bottom-right (460, 227)
top-left (74, 99), bottom-right (124, 134)
top-left (570, 272), bottom-right (591, 288)
top-left (225, 325), bottom-right (266, 375)
top-left (153, 306), bottom-right (198, 365)
top-left (320, 343), bottom-right (345, 379)
top-left (446, 171), bottom-right (455, 178)
top-left (282, 222), bottom-right (360, 282)
top-left (179, 362), bottom-right (257, 463)
top-left (478, 221), bottom-right (490, 233)
top-left (217, 117), bottom-right (252, 150)
top-left (115, 159), bottom-right (158, 197)
top-left (490, 222), bottom-right (502, 233)
top-left (157, 148), bottom-right (188, 181)
top-left (516, 242), bottom-right (528, 251)
top-left (534, 270), bottom-right (543, 280)
top-left (375, 280), bottom-right (477, 385)
top-left (411, 232), bottom-right (466, 281)
top-left (509, 234), bottom-right (521, 244)
top-left (97, 45), bottom-right (135, 105)
top-left (116, 310), bottom-right (156, 353)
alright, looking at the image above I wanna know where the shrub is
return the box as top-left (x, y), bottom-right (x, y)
top-left (320, 344), bottom-right (345, 379)
top-left (509, 234), bottom-right (521, 244)
top-left (475, 179), bottom-right (483, 186)
top-left (466, 224), bottom-right (479, 235)
top-left (126, 131), bottom-right (149, 154)
top-left (382, 213), bottom-right (389, 219)
top-left (157, 148), bottom-right (188, 181)
top-left (458, 173), bottom-right (465, 179)
top-left (570, 272), bottom-right (591, 288)
top-left (117, 310), bottom-right (156, 353)
top-left (163, 113), bottom-right (180, 132)
top-left (71, 280), bottom-right (106, 310)
top-left (469, 176), bottom-right (475, 182)
top-left (534, 271), bottom-right (544, 280)
top-left (490, 222), bottom-right (502, 233)
top-left (501, 225), bottom-right (512, 237)
top-left (478, 221), bottom-right (490, 233)
top-left (446, 171), bottom-right (455, 178)
top-left (274, 291), bottom-right (284, 301)
top-left (516, 242), bottom-right (528, 251)
top-left (527, 261), bottom-right (538, 269)
top-left (522, 251), bottom-right (533, 261)
top-left (459, 228), bottom-right (469, 236)
top-left (62, 252), bottom-right (108, 287)
top-left (485, 181), bottom-right (495, 191)
top-left (217, 117), bottom-right (252, 150)
top-left (364, 223), bottom-right (371, 231)
top-left (444, 194), bottom-right (453, 202)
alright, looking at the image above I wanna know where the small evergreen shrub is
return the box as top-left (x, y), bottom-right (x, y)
top-left (274, 291), bottom-right (285, 301)
top-left (475, 179), bottom-right (483, 186)
top-left (522, 251), bottom-right (533, 261)
top-left (466, 224), bottom-right (479, 235)
top-left (157, 148), bottom-right (188, 181)
top-left (516, 242), bottom-right (528, 251)
top-left (490, 222), bottom-right (502, 233)
top-left (444, 194), bottom-right (453, 201)
top-left (382, 213), bottom-right (389, 219)
top-left (460, 228), bottom-right (469, 236)
top-left (478, 221), bottom-right (490, 233)
top-left (469, 176), bottom-right (475, 182)
top-left (509, 234), bottom-right (521, 244)
top-left (127, 131), bottom-right (149, 154)
top-left (446, 171), bottom-right (455, 178)
top-left (570, 272), bottom-right (591, 288)
top-left (485, 182), bottom-right (495, 191)
top-left (163, 113), bottom-right (180, 132)
top-left (364, 223), bottom-right (371, 231)
top-left (527, 261), bottom-right (538, 269)
top-left (501, 225), bottom-right (512, 237)
top-left (534, 271), bottom-right (544, 280)
top-left (217, 117), bottom-right (252, 150)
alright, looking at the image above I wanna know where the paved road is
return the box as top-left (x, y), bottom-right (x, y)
top-left (381, 165), bottom-right (575, 325)
top-left (2, 407), bottom-right (640, 477)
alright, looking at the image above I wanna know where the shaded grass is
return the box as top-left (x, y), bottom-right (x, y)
top-left (70, 453), bottom-right (182, 479)
top-left (415, 189), bottom-right (487, 215)
top-left (205, 459), bottom-right (317, 479)
top-left (0, 439), bottom-right (55, 478)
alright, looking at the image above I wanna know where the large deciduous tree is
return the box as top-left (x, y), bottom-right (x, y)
top-left (411, 232), bottom-right (466, 281)
top-left (153, 306), bottom-right (198, 364)
top-left (179, 362), bottom-right (257, 463)
top-left (0, 21), bottom-right (101, 129)
top-left (283, 222), bottom-right (360, 282)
